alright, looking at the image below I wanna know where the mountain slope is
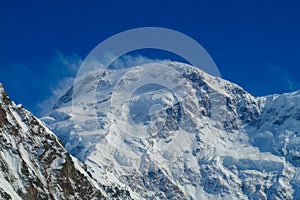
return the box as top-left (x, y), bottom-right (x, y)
top-left (43, 61), bottom-right (300, 199)
top-left (0, 83), bottom-right (131, 199)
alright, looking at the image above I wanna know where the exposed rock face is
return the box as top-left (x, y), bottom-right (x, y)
top-left (0, 84), bottom-right (131, 199)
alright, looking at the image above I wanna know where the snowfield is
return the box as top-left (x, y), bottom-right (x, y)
top-left (25, 61), bottom-right (300, 199)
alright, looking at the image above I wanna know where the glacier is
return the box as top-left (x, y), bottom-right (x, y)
top-left (42, 61), bottom-right (300, 199)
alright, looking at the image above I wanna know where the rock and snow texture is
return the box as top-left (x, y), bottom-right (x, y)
top-left (0, 84), bottom-right (131, 199)
top-left (43, 61), bottom-right (300, 199)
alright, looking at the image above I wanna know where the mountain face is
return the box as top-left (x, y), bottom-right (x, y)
top-left (43, 61), bottom-right (300, 199)
top-left (0, 84), bottom-right (131, 199)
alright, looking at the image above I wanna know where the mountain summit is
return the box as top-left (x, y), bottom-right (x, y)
top-left (43, 61), bottom-right (300, 199)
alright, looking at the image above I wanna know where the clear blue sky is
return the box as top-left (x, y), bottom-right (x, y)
top-left (0, 0), bottom-right (299, 116)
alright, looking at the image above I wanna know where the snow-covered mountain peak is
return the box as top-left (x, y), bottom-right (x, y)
top-left (43, 61), bottom-right (300, 199)
top-left (0, 83), bottom-right (4, 93)
top-left (0, 83), bottom-right (9, 103)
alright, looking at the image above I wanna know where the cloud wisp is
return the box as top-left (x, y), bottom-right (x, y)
top-left (37, 52), bottom-right (82, 116)
top-left (268, 63), bottom-right (300, 92)
top-left (37, 53), bottom-right (168, 116)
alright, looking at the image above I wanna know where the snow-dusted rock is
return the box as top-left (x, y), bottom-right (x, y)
top-left (0, 84), bottom-right (131, 199)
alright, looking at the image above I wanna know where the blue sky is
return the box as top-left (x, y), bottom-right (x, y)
top-left (0, 0), bottom-right (300, 116)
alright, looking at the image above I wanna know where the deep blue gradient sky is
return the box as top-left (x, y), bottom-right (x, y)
top-left (0, 1), bottom-right (300, 116)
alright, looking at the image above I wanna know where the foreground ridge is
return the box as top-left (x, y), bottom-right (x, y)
top-left (0, 84), bottom-right (131, 199)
